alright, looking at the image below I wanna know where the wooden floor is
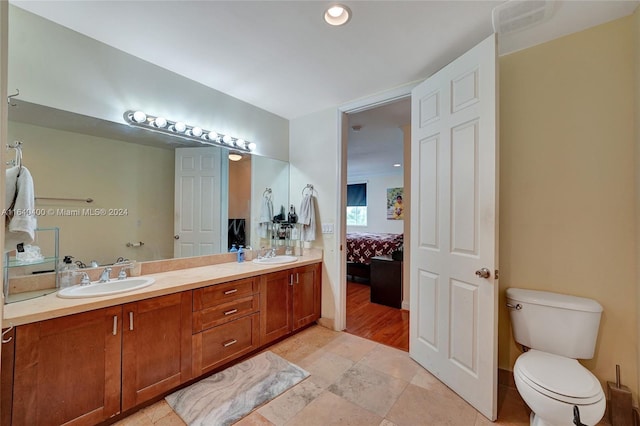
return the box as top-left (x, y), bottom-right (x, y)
top-left (345, 281), bottom-right (409, 351)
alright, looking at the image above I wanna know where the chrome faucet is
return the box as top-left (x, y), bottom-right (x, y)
top-left (98, 267), bottom-right (112, 283)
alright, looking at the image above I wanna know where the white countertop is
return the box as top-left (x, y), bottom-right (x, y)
top-left (3, 252), bottom-right (323, 327)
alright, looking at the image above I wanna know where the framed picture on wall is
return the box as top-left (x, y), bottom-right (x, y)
top-left (387, 187), bottom-right (404, 220)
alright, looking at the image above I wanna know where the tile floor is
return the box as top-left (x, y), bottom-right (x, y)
top-left (114, 325), bottom-right (592, 426)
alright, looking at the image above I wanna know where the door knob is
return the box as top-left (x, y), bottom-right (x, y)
top-left (174, 235), bottom-right (180, 240)
top-left (475, 268), bottom-right (491, 279)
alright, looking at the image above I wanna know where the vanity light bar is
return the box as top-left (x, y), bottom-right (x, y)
top-left (123, 110), bottom-right (256, 153)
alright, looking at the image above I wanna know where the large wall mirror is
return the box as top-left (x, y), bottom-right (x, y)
top-left (7, 100), bottom-right (290, 266)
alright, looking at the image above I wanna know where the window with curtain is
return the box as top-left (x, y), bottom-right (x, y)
top-left (346, 183), bottom-right (367, 226)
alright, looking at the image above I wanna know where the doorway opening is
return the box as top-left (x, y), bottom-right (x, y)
top-left (343, 97), bottom-right (410, 351)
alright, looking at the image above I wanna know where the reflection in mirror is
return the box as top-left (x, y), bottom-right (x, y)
top-left (6, 100), bottom-right (289, 267)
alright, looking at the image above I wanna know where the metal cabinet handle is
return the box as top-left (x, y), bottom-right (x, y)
top-left (129, 312), bottom-right (134, 331)
top-left (112, 316), bottom-right (118, 336)
top-left (224, 309), bottom-right (238, 316)
top-left (2, 326), bottom-right (14, 343)
top-left (475, 268), bottom-right (491, 279)
top-left (289, 274), bottom-right (294, 286)
top-left (296, 273), bottom-right (299, 284)
top-left (223, 339), bottom-right (237, 347)
top-left (224, 289), bottom-right (238, 295)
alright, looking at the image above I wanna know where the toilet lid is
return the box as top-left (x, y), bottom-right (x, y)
top-left (515, 350), bottom-right (603, 404)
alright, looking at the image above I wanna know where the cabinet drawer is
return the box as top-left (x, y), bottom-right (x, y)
top-left (192, 313), bottom-right (260, 376)
top-left (193, 278), bottom-right (257, 311)
top-left (192, 294), bottom-right (259, 333)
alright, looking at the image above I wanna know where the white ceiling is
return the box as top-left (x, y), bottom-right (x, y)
top-left (11, 0), bottom-right (638, 121)
top-left (9, 0), bottom-right (639, 176)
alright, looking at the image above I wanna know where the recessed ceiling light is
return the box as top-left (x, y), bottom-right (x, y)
top-left (229, 153), bottom-right (243, 162)
top-left (393, 163), bottom-right (402, 168)
top-left (324, 4), bottom-right (351, 26)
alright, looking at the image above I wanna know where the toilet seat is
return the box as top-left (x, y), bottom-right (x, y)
top-left (515, 350), bottom-right (603, 405)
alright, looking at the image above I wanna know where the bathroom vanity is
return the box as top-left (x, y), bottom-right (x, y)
top-left (0, 252), bottom-right (322, 426)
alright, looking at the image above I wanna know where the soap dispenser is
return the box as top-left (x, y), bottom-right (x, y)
top-left (237, 245), bottom-right (245, 263)
top-left (58, 255), bottom-right (78, 288)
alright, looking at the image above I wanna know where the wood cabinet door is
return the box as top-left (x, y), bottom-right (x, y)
top-left (192, 313), bottom-right (260, 376)
top-left (12, 307), bottom-right (122, 426)
top-left (292, 263), bottom-right (321, 330)
top-left (259, 269), bottom-right (292, 345)
top-left (122, 292), bottom-right (192, 411)
top-left (1, 327), bottom-right (15, 426)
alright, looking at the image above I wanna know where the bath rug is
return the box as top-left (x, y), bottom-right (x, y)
top-left (165, 351), bottom-right (309, 426)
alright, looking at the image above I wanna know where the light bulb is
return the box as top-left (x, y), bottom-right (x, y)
top-left (222, 135), bottom-right (232, 145)
top-left (324, 4), bottom-right (351, 26)
top-left (191, 127), bottom-right (203, 137)
top-left (174, 121), bottom-right (187, 133)
top-left (207, 132), bottom-right (218, 141)
top-left (132, 111), bottom-right (147, 123)
top-left (153, 117), bottom-right (167, 128)
top-left (328, 6), bottom-right (344, 17)
top-left (247, 142), bottom-right (256, 151)
top-left (235, 138), bottom-right (245, 147)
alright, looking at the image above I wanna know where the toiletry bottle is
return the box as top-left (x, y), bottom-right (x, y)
top-left (229, 244), bottom-right (238, 253)
top-left (237, 245), bottom-right (245, 263)
top-left (288, 205), bottom-right (298, 223)
top-left (58, 255), bottom-right (78, 288)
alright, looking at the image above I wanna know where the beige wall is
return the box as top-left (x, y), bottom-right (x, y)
top-left (634, 5), bottom-right (640, 401)
top-left (228, 157), bottom-right (252, 247)
top-left (7, 121), bottom-right (175, 265)
top-left (289, 108), bottom-right (341, 326)
top-left (499, 15), bottom-right (637, 399)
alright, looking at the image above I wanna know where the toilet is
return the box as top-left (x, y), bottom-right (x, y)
top-left (506, 288), bottom-right (606, 426)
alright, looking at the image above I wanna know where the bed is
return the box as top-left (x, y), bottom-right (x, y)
top-left (346, 232), bottom-right (403, 281)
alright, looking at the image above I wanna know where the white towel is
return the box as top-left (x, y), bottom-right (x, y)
top-left (257, 195), bottom-right (273, 238)
top-left (298, 194), bottom-right (316, 242)
top-left (5, 166), bottom-right (37, 252)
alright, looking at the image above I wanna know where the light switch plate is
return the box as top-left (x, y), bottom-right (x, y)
top-left (321, 223), bottom-right (334, 234)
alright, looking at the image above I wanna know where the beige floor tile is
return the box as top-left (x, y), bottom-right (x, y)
top-left (141, 400), bottom-right (177, 423)
top-left (294, 324), bottom-right (342, 348)
top-left (270, 335), bottom-right (326, 364)
top-left (257, 379), bottom-right (325, 425)
top-left (233, 411), bottom-right (275, 426)
top-left (386, 383), bottom-right (478, 426)
top-left (379, 420), bottom-right (398, 426)
top-left (323, 332), bottom-right (378, 362)
top-left (153, 411), bottom-right (187, 426)
top-left (410, 366), bottom-right (454, 396)
top-left (301, 350), bottom-right (355, 388)
top-left (286, 390), bottom-right (383, 426)
top-left (358, 344), bottom-right (421, 382)
top-left (114, 410), bottom-right (154, 426)
top-left (328, 363), bottom-right (409, 418)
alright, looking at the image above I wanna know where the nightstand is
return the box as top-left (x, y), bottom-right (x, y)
top-left (370, 255), bottom-right (402, 309)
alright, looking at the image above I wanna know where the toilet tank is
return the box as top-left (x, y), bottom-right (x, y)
top-left (506, 288), bottom-right (603, 359)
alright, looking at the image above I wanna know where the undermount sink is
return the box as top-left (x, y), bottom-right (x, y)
top-left (57, 277), bottom-right (155, 299)
top-left (252, 255), bottom-right (298, 265)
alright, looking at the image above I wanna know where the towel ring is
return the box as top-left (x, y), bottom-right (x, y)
top-left (302, 184), bottom-right (317, 197)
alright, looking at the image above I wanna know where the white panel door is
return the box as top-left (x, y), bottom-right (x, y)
top-left (409, 34), bottom-right (498, 420)
top-left (174, 147), bottom-right (222, 257)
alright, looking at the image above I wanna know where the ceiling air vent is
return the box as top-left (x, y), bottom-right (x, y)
top-left (492, 0), bottom-right (555, 35)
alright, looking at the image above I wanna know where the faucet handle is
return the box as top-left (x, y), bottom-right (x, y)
top-left (118, 263), bottom-right (134, 280)
top-left (73, 271), bottom-right (91, 286)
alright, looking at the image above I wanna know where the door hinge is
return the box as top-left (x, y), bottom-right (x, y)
top-left (495, 269), bottom-right (499, 280)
